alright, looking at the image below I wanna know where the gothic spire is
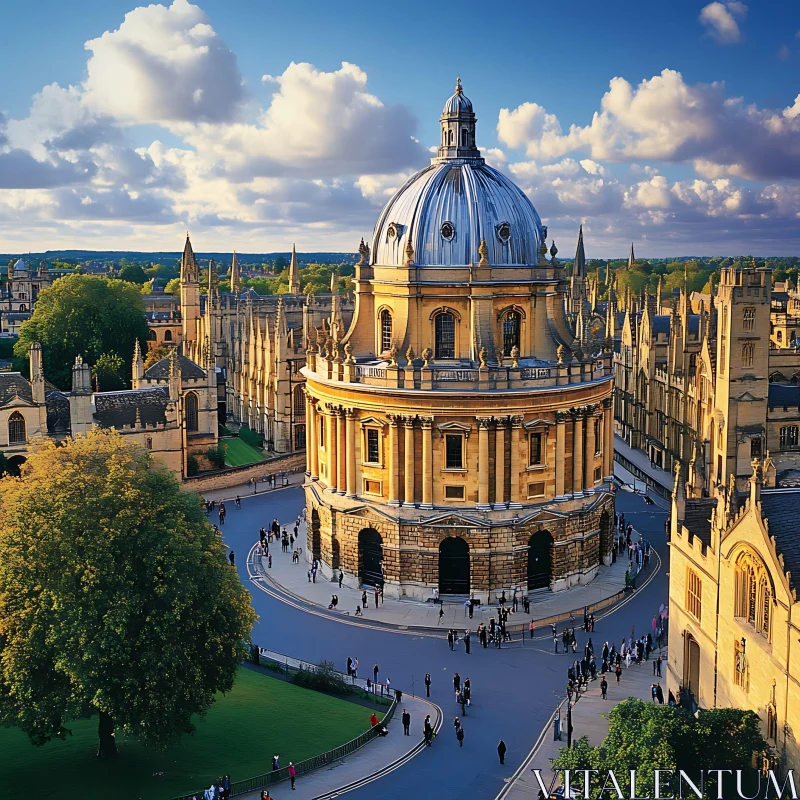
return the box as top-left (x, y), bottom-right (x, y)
top-left (289, 243), bottom-right (301, 295)
top-left (230, 251), bottom-right (241, 293)
top-left (181, 233), bottom-right (198, 283)
top-left (573, 224), bottom-right (586, 278)
top-left (628, 242), bottom-right (635, 270)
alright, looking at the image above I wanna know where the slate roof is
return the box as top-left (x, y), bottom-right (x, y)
top-left (688, 315), bottom-right (700, 336)
top-left (143, 353), bottom-right (206, 381)
top-left (768, 383), bottom-right (800, 409)
top-left (684, 498), bottom-right (717, 547)
top-left (652, 315), bottom-right (671, 336)
top-left (45, 390), bottom-right (71, 434)
top-left (93, 387), bottom-right (169, 428)
top-left (759, 490), bottom-right (800, 591)
top-left (0, 373), bottom-right (33, 404)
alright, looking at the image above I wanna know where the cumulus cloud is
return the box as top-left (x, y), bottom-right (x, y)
top-left (496, 69), bottom-right (800, 180)
top-left (700, 1), bottom-right (747, 44)
top-left (82, 0), bottom-right (245, 123)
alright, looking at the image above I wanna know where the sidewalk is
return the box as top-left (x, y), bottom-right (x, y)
top-left (201, 471), bottom-right (305, 503)
top-left (503, 649), bottom-right (668, 799)
top-left (614, 435), bottom-right (674, 494)
top-left (237, 693), bottom-right (436, 800)
top-left (252, 521), bottom-right (645, 632)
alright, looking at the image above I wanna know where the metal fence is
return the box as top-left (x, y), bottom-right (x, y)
top-left (170, 652), bottom-right (397, 800)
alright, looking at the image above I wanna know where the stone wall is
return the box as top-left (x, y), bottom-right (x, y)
top-left (183, 452), bottom-right (305, 493)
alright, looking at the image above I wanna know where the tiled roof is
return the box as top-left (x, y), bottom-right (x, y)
top-left (144, 353), bottom-right (206, 381)
top-left (45, 390), bottom-right (71, 433)
top-left (759, 490), bottom-right (800, 591)
top-left (0, 373), bottom-right (33, 404)
top-left (768, 383), bottom-right (800, 409)
top-left (684, 498), bottom-right (717, 547)
top-left (93, 386), bottom-right (169, 428)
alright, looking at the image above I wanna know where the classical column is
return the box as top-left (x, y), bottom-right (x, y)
top-left (509, 415), bottom-right (524, 508)
top-left (555, 411), bottom-right (567, 500)
top-left (326, 404), bottom-right (338, 492)
top-left (388, 415), bottom-right (400, 506)
top-left (420, 416), bottom-right (434, 509)
top-left (572, 408), bottom-right (584, 497)
top-left (404, 416), bottom-right (415, 506)
top-left (584, 405), bottom-right (597, 493)
top-left (494, 419), bottom-right (506, 509)
top-left (308, 398), bottom-right (319, 480)
top-left (477, 417), bottom-right (491, 509)
top-left (336, 408), bottom-right (347, 493)
top-left (603, 397), bottom-right (614, 479)
top-left (345, 408), bottom-right (357, 497)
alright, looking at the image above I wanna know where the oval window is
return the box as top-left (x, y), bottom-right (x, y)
top-left (441, 221), bottom-right (455, 241)
top-left (497, 222), bottom-right (511, 242)
top-left (387, 224), bottom-right (397, 240)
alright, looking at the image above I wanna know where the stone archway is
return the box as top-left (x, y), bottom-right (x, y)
top-left (358, 528), bottom-right (384, 588)
top-left (527, 530), bottom-right (553, 591)
top-left (438, 536), bottom-right (470, 595)
top-left (309, 509), bottom-right (321, 560)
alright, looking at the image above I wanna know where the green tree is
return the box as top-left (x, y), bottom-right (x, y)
top-left (0, 430), bottom-right (256, 758)
top-left (163, 277), bottom-right (181, 295)
top-left (118, 264), bottom-right (148, 284)
top-left (14, 275), bottom-right (149, 389)
top-left (92, 352), bottom-right (126, 391)
top-left (143, 343), bottom-right (173, 369)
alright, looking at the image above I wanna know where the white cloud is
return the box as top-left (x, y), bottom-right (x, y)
top-left (82, 0), bottom-right (245, 123)
top-left (700, 1), bottom-right (747, 44)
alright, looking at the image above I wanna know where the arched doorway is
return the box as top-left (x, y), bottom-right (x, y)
top-left (684, 634), bottom-right (701, 700)
top-left (528, 531), bottom-right (553, 591)
top-left (358, 528), bottom-right (384, 588)
top-left (310, 509), bottom-right (321, 561)
top-left (438, 536), bottom-right (470, 595)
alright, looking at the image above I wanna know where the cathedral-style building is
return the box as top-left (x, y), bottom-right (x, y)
top-left (302, 82), bottom-right (615, 601)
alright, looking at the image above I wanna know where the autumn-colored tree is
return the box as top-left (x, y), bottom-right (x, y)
top-left (0, 430), bottom-right (256, 758)
top-left (143, 343), bottom-right (174, 370)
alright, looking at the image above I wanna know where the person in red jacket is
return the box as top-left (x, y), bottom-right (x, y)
top-left (288, 762), bottom-right (296, 790)
top-left (370, 712), bottom-right (379, 727)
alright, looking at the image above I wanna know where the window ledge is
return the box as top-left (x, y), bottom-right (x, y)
top-left (441, 468), bottom-right (468, 474)
top-left (361, 461), bottom-right (383, 468)
top-left (525, 464), bottom-right (546, 472)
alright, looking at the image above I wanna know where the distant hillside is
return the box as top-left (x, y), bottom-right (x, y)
top-left (1, 251), bottom-right (358, 264)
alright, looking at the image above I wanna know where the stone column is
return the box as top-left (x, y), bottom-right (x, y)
top-left (420, 416), bottom-right (434, 509)
top-left (388, 415), bottom-right (400, 506)
top-left (404, 416), bottom-right (415, 506)
top-left (584, 405), bottom-right (597, 493)
top-left (603, 397), bottom-right (614, 479)
top-left (345, 408), bottom-right (357, 498)
top-left (572, 408), bottom-right (584, 497)
top-left (555, 411), bottom-right (567, 500)
top-left (509, 415), bottom-right (524, 508)
top-left (336, 408), bottom-right (347, 494)
top-left (494, 419), bottom-right (506, 508)
top-left (477, 417), bottom-right (491, 509)
top-left (326, 404), bottom-right (338, 492)
top-left (308, 398), bottom-right (319, 480)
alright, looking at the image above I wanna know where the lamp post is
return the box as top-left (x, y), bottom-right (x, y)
top-left (567, 697), bottom-right (573, 748)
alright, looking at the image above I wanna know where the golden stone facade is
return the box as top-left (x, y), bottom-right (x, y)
top-left (303, 83), bottom-right (615, 601)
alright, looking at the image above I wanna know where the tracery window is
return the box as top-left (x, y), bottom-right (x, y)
top-left (8, 411), bottom-right (25, 444)
top-left (434, 312), bottom-right (456, 359)
top-left (293, 384), bottom-right (305, 418)
top-left (743, 307), bottom-right (755, 332)
top-left (742, 342), bottom-right (754, 368)
top-left (734, 553), bottom-right (772, 639)
top-left (780, 425), bottom-right (798, 448)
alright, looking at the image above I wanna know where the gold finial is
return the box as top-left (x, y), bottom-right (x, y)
top-left (405, 236), bottom-right (415, 266)
top-left (456, 76), bottom-right (462, 94)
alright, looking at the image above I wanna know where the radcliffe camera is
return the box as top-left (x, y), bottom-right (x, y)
top-left (1, 2), bottom-right (799, 799)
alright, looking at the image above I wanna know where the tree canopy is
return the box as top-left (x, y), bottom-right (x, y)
top-left (0, 430), bottom-right (256, 758)
top-left (14, 275), bottom-right (150, 390)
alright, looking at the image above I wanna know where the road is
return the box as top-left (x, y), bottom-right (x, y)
top-left (218, 487), bottom-right (669, 800)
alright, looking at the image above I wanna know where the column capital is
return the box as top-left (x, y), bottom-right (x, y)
top-left (510, 414), bottom-right (524, 428)
top-left (477, 416), bottom-right (492, 429)
top-left (419, 415), bottom-right (434, 429)
top-left (387, 413), bottom-right (403, 427)
top-left (343, 406), bottom-right (357, 418)
top-left (586, 403), bottom-right (599, 417)
top-left (555, 410), bottom-right (570, 424)
top-left (403, 415), bottom-right (416, 428)
top-left (602, 397), bottom-right (613, 410)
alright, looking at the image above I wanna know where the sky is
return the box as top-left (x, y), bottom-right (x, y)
top-left (1, 0), bottom-right (799, 258)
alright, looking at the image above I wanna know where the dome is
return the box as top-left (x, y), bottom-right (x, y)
top-left (13, 258), bottom-right (28, 274)
top-left (442, 78), bottom-right (473, 115)
top-left (372, 160), bottom-right (544, 267)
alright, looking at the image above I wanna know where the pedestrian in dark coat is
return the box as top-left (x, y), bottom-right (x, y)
top-left (464, 630), bottom-right (471, 654)
top-left (456, 724), bottom-right (465, 747)
top-left (498, 740), bottom-right (507, 764)
top-left (402, 709), bottom-right (411, 735)
top-left (425, 672), bottom-right (431, 697)
top-left (447, 630), bottom-right (455, 650)
top-left (453, 672), bottom-right (461, 693)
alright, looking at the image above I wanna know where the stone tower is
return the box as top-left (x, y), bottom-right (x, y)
top-left (180, 234), bottom-right (200, 352)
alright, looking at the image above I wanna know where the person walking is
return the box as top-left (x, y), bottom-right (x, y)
top-left (655, 655), bottom-right (662, 677)
top-left (235, 495), bottom-right (241, 509)
top-left (425, 672), bottom-right (431, 697)
top-left (402, 709), bottom-right (411, 735)
top-left (453, 671), bottom-right (461, 693)
top-left (464, 629), bottom-right (471, 654)
top-left (287, 763), bottom-right (296, 790)
top-left (448, 630), bottom-right (455, 650)
top-left (458, 690), bottom-right (467, 716)
top-left (456, 722), bottom-right (465, 748)
top-left (338, 571), bottom-right (344, 588)
top-left (272, 755), bottom-right (279, 771)
top-left (615, 664), bottom-right (622, 684)
top-left (529, 620), bottom-right (535, 639)
top-left (439, 606), bottom-right (445, 625)
top-left (424, 715), bottom-right (433, 746)
top-left (601, 677), bottom-right (608, 699)
top-left (222, 775), bottom-right (231, 799)
top-left (498, 739), bottom-right (507, 764)
top-left (362, 590), bottom-right (368, 609)
top-left (656, 684), bottom-right (664, 705)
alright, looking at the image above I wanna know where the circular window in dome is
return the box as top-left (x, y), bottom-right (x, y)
top-left (441, 221), bottom-right (455, 241)
top-left (387, 224), bottom-right (397, 240)
top-left (497, 222), bottom-right (511, 243)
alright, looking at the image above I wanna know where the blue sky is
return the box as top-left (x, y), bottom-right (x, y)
top-left (1, 0), bottom-right (799, 256)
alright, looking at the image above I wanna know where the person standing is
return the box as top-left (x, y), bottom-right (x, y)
top-left (373, 663), bottom-right (379, 684)
top-left (338, 571), bottom-right (344, 589)
top-left (222, 775), bottom-right (231, 799)
top-left (228, 551), bottom-right (235, 567)
top-left (456, 722), bottom-right (465, 748)
top-left (425, 672), bottom-right (431, 697)
top-left (529, 620), bottom-right (535, 639)
top-left (362, 590), bottom-right (368, 609)
top-left (453, 671), bottom-right (461, 693)
top-left (439, 606), bottom-right (445, 625)
top-left (424, 715), bottom-right (433, 746)
top-left (402, 709), bottom-right (411, 735)
top-left (464, 629), bottom-right (471, 654)
top-left (656, 684), bottom-right (664, 705)
top-left (272, 755), bottom-right (279, 771)
top-left (498, 740), bottom-right (507, 765)
top-left (447, 630), bottom-right (455, 650)
top-left (287, 763), bottom-right (296, 790)
top-left (601, 677), bottom-right (608, 699)
top-left (615, 664), bottom-right (622, 684)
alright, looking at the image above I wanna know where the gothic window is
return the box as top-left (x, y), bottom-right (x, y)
top-left (294, 425), bottom-right (306, 451)
top-left (502, 310), bottom-right (521, 356)
top-left (164, 330), bottom-right (172, 342)
top-left (448, 130), bottom-right (454, 145)
top-left (8, 412), bottom-right (25, 444)
top-left (780, 425), bottom-right (798, 448)
top-left (445, 434), bottom-right (464, 469)
top-left (767, 705), bottom-right (778, 743)
top-left (735, 553), bottom-right (772, 641)
top-left (760, 577), bottom-right (771, 637)
top-left (380, 309), bottom-right (392, 354)
top-left (743, 307), bottom-right (755, 332)
top-left (687, 567), bottom-right (702, 621)
top-left (293, 385), bottom-right (305, 418)
top-left (529, 432), bottom-right (543, 466)
top-left (750, 438), bottom-right (762, 460)
top-left (148, 330), bottom-right (157, 341)
top-left (185, 392), bottom-right (199, 433)
top-left (434, 312), bottom-right (456, 359)
top-left (742, 343), bottom-right (754, 368)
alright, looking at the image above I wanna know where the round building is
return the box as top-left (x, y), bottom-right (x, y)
top-left (303, 81), bottom-right (615, 601)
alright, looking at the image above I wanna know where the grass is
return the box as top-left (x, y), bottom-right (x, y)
top-left (221, 437), bottom-right (266, 467)
top-left (0, 667), bottom-right (371, 800)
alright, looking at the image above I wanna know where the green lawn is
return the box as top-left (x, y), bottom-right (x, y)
top-left (222, 437), bottom-right (266, 467)
top-left (0, 668), bottom-right (371, 800)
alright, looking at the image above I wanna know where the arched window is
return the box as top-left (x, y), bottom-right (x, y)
top-left (164, 330), bottom-right (172, 342)
top-left (148, 330), bottom-right (157, 341)
top-left (8, 411), bottom-right (25, 444)
top-left (742, 343), bottom-right (754, 368)
top-left (502, 310), bottom-right (521, 356)
top-left (461, 128), bottom-right (468, 146)
top-left (448, 130), bottom-right (454, 145)
top-left (18, 304), bottom-right (26, 312)
top-left (185, 392), bottom-right (199, 433)
top-left (778, 330), bottom-right (783, 343)
top-left (780, 425), bottom-right (798, 448)
top-left (434, 312), bottom-right (456, 359)
top-left (760, 577), bottom-right (771, 637)
top-left (293, 384), bottom-right (305, 418)
top-left (380, 309), bottom-right (392, 354)
top-left (735, 553), bottom-right (772, 641)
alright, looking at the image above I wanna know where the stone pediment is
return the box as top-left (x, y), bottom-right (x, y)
top-left (735, 392), bottom-right (762, 402)
top-left (359, 416), bottom-right (387, 428)
top-left (1, 394), bottom-right (36, 409)
top-left (523, 418), bottom-right (554, 429)
top-left (524, 508), bottom-right (567, 524)
top-left (423, 513), bottom-right (490, 528)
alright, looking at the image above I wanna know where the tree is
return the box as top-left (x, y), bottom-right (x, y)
top-left (163, 277), bottom-right (181, 295)
top-left (14, 275), bottom-right (150, 389)
top-left (0, 430), bottom-right (256, 758)
top-left (143, 343), bottom-right (174, 369)
top-left (93, 352), bottom-right (126, 391)
top-left (118, 264), bottom-right (148, 284)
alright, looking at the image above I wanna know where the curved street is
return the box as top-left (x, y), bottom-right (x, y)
top-left (219, 486), bottom-right (669, 800)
